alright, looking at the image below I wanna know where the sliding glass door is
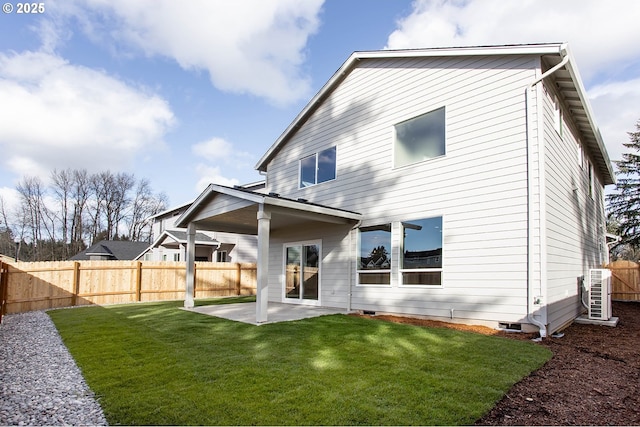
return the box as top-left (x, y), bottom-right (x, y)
top-left (284, 242), bottom-right (320, 303)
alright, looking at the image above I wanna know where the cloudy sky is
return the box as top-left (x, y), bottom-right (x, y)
top-left (1, 0), bottom-right (639, 209)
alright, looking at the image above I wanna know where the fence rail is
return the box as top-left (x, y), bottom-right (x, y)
top-left (605, 260), bottom-right (640, 302)
top-left (0, 260), bottom-right (256, 316)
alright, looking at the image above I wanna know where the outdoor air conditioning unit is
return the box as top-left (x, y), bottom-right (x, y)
top-left (587, 269), bottom-right (612, 321)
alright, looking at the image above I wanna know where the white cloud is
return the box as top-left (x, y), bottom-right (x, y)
top-left (191, 137), bottom-right (256, 191)
top-left (0, 50), bottom-right (175, 181)
top-left (48, 0), bottom-right (324, 106)
top-left (194, 164), bottom-right (240, 192)
top-left (386, 0), bottom-right (640, 82)
top-left (588, 78), bottom-right (640, 163)
top-left (386, 0), bottom-right (640, 178)
top-left (0, 187), bottom-right (20, 225)
top-left (192, 138), bottom-right (233, 162)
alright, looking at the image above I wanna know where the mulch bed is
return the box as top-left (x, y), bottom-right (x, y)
top-left (357, 301), bottom-right (640, 425)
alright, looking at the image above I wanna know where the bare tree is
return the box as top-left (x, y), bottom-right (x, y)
top-left (111, 172), bottom-right (135, 239)
top-left (88, 171), bottom-right (109, 243)
top-left (0, 195), bottom-right (17, 258)
top-left (9, 169), bottom-right (167, 259)
top-left (51, 169), bottom-right (73, 258)
top-left (127, 179), bottom-right (167, 242)
top-left (16, 176), bottom-right (49, 260)
top-left (70, 169), bottom-right (90, 255)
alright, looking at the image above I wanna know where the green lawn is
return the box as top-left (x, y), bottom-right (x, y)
top-left (48, 298), bottom-right (551, 426)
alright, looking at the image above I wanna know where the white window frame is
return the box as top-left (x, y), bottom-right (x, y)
top-left (356, 224), bottom-right (392, 287)
top-left (399, 216), bottom-right (444, 288)
top-left (282, 240), bottom-right (322, 305)
top-left (588, 160), bottom-right (595, 200)
top-left (216, 250), bottom-right (228, 262)
top-left (299, 146), bottom-right (337, 188)
top-left (553, 94), bottom-right (563, 137)
top-left (393, 106), bottom-right (446, 169)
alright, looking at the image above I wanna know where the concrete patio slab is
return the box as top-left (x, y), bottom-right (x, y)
top-left (184, 302), bottom-right (348, 325)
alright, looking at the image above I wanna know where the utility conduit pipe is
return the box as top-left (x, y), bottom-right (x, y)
top-left (525, 45), bottom-right (570, 338)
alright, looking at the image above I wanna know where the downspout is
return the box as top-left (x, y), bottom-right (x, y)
top-left (525, 46), bottom-right (570, 338)
top-left (347, 219), bottom-right (363, 312)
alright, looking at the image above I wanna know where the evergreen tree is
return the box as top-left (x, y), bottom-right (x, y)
top-left (607, 120), bottom-right (640, 252)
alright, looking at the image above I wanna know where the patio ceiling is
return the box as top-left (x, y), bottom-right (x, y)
top-left (175, 184), bottom-right (362, 234)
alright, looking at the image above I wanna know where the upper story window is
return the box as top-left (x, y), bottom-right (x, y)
top-left (394, 107), bottom-right (446, 168)
top-left (587, 161), bottom-right (595, 199)
top-left (553, 94), bottom-right (563, 137)
top-left (299, 146), bottom-right (336, 188)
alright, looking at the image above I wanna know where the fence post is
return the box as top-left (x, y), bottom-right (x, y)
top-left (193, 263), bottom-right (197, 298)
top-left (236, 263), bottom-right (242, 295)
top-left (72, 262), bottom-right (80, 307)
top-left (0, 261), bottom-right (6, 323)
top-left (135, 261), bottom-right (142, 302)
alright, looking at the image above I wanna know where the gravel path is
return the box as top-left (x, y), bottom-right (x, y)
top-left (0, 311), bottom-right (108, 426)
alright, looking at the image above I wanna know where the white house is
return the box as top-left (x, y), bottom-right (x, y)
top-left (177, 43), bottom-right (614, 337)
top-left (141, 184), bottom-right (263, 263)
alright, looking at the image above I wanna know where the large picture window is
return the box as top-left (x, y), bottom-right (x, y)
top-left (299, 146), bottom-right (336, 188)
top-left (357, 224), bottom-right (391, 285)
top-left (401, 216), bottom-right (443, 286)
top-left (394, 107), bottom-right (445, 168)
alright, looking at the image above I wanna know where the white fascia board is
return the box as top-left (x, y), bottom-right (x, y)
top-left (148, 200), bottom-right (194, 221)
top-left (255, 43), bottom-right (565, 172)
top-left (175, 184), bottom-right (266, 228)
top-left (176, 185), bottom-right (213, 228)
top-left (148, 231), bottom-right (171, 249)
top-left (355, 43), bottom-right (564, 59)
top-left (256, 50), bottom-right (363, 172)
top-left (265, 196), bottom-right (362, 221)
top-left (562, 49), bottom-right (615, 184)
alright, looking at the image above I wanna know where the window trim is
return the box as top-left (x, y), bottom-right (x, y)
top-left (298, 146), bottom-right (337, 188)
top-left (398, 216), bottom-right (444, 288)
top-left (216, 250), bottom-right (228, 263)
top-left (587, 161), bottom-right (596, 200)
top-left (282, 240), bottom-right (322, 305)
top-left (356, 224), bottom-right (392, 287)
top-left (553, 94), bottom-right (563, 138)
top-left (392, 106), bottom-right (446, 169)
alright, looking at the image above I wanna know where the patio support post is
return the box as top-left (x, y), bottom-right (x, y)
top-left (184, 222), bottom-right (196, 308)
top-left (256, 206), bottom-right (271, 323)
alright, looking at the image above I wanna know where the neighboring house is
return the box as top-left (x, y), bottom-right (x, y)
top-left (176, 43), bottom-right (614, 336)
top-left (70, 240), bottom-right (150, 261)
top-left (140, 183), bottom-right (263, 263)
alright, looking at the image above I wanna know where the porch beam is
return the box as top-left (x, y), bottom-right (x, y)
top-left (184, 222), bottom-right (196, 308)
top-left (256, 206), bottom-right (271, 323)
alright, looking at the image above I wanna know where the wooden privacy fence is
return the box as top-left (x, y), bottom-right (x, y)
top-left (605, 260), bottom-right (640, 302)
top-left (0, 260), bottom-right (256, 316)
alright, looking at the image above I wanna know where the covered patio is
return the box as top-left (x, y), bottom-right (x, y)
top-left (184, 302), bottom-right (348, 325)
top-left (175, 184), bottom-right (362, 324)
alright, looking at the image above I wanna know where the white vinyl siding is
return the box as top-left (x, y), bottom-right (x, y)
top-left (543, 81), bottom-right (606, 333)
top-left (268, 223), bottom-right (353, 309)
top-left (264, 54), bottom-right (540, 326)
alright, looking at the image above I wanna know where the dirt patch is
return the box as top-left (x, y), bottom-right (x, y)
top-left (355, 301), bottom-right (640, 425)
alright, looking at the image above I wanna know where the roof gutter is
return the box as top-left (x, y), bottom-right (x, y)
top-left (525, 45), bottom-right (570, 339)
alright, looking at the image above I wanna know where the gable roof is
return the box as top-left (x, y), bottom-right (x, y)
top-left (70, 240), bottom-right (150, 261)
top-left (175, 184), bottom-right (361, 234)
top-left (255, 43), bottom-right (614, 185)
top-left (147, 229), bottom-right (219, 251)
top-left (149, 181), bottom-right (266, 221)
